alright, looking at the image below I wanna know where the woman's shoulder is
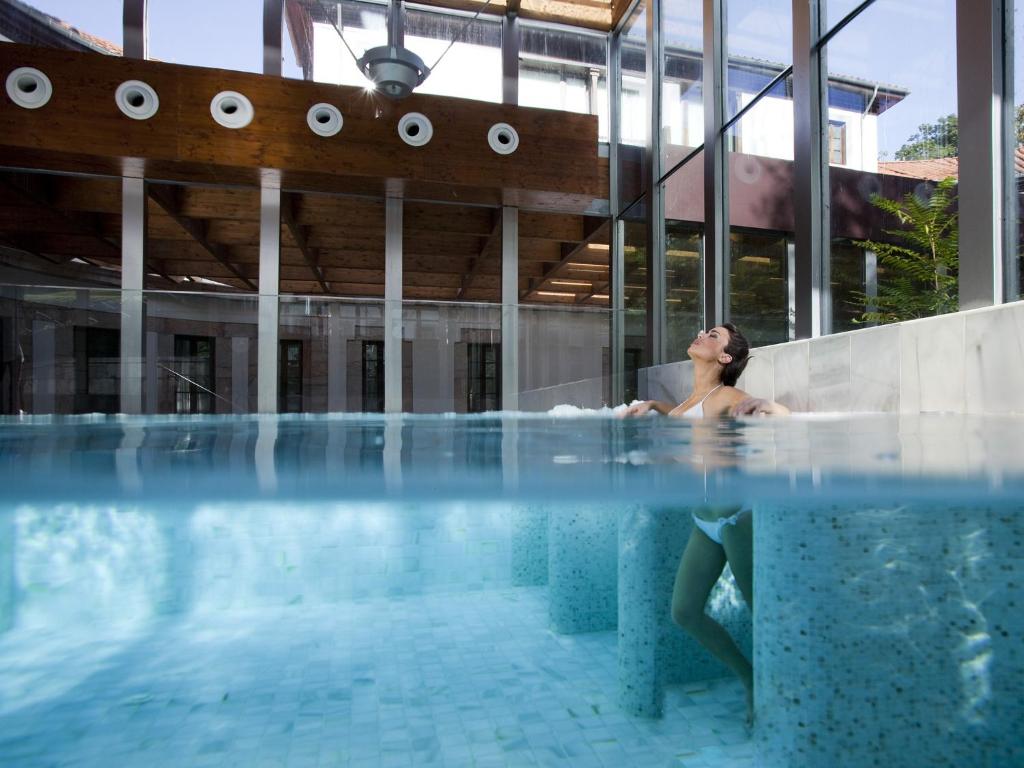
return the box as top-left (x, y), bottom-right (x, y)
top-left (715, 385), bottom-right (749, 403)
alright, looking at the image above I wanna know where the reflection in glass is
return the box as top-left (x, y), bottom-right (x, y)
top-left (618, 4), bottom-right (648, 210)
top-left (664, 149), bottom-right (704, 364)
top-left (1015, 1), bottom-right (1024, 299)
top-left (728, 230), bottom-right (789, 346)
top-left (826, 0), bottom-right (959, 324)
top-left (519, 23), bottom-right (609, 141)
top-left (726, 97), bottom-right (793, 346)
top-left (662, 0), bottom-right (703, 173)
top-left (725, 0), bottom-right (792, 120)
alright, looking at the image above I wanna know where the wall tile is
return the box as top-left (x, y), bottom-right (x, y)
top-left (900, 313), bottom-right (965, 413)
top-left (849, 326), bottom-right (900, 412)
top-left (964, 302), bottom-right (1024, 414)
top-left (808, 334), bottom-right (851, 412)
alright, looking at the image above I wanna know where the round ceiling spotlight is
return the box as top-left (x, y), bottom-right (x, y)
top-left (398, 112), bottom-right (433, 147)
top-left (358, 46), bottom-right (430, 100)
top-left (487, 123), bottom-right (519, 155)
top-left (307, 103), bottom-right (343, 138)
top-left (5, 67), bottom-right (52, 109)
top-left (115, 80), bottom-right (160, 120)
top-left (210, 90), bottom-right (254, 129)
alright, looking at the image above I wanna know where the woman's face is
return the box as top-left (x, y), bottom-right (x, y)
top-left (688, 326), bottom-right (732, 365)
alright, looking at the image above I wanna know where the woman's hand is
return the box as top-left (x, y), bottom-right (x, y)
top-left (621, 400), bottom-right (659, 418)
top-left (729, 397), bottom-right (790, 417)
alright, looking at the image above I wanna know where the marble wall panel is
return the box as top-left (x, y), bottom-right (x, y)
top-left (964, 302), bottom-right (1024, 414)
top-left (849, 325), bottom-right (900, 412)
top-left (772, 340), bottom-right (810, 411)
top-left (900, 312), bottom-right (966, 413)
top-left (808, 334), bottom-right (851, 412)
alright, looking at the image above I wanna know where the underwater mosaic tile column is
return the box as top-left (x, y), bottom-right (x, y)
top-left (0, 509), bottom-right (13, 633)
top-left (755, 503), bottom-right (1023, 767)
top-left (617, 508), bottom-right (752, 717)
top-left (547, 506), bottom-right (618, 634)
top-left (509, 506), bottom-right (548, 586)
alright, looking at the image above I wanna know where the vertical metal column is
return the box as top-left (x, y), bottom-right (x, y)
top-left (501, 206), bottom-right (519, 411)
top-left (120, 178), bottom-right (147, 415)
top-left (387, 0), bottom-right (405, 47)
top-left (792, 0), bottom-right (828, 338)
top-left (957, 0), bottom-right (1007, 309)
top-left (702, 0), bottom-right (727, 329)
top-left (1002, 1), bottom-right (1020, 300)
top-left (384, 197), bottom-right (403, 414)
top-left (258, 186), bottom-right (281, 414)
top-left (502, 8), bottom-right (520, 105)
top-left (123, 0), bottom-right (148, 59)
top-left (263, 0), bottom-right (284, 76)
top-left (609, 27), bottom-right (625, 405)
top-left (645, 0), bottom-right (666, 365)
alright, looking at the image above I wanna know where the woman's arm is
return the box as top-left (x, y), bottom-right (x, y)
top-left (729, 397), bottom-right (791, 417)
top-left (621, 400), bottom-right (678, 417)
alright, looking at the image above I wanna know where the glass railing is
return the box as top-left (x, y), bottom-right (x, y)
top-left (1, 285), bottom-right (619, 415)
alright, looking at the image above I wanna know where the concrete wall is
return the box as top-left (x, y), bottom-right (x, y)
top-left (640, 300), bottom-right (1024, 415)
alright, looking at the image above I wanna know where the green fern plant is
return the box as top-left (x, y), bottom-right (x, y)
top-left (852, 176), bottom-right (959, 324)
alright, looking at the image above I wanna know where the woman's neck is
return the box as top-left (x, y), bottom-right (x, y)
top-left (691, 361), bottom-right (723, 396)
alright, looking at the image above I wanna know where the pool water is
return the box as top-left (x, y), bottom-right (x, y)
top-left (0, 414), bottom-right (1021, 767)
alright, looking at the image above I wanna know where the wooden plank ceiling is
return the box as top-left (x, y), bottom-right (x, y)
top-left (0, 172), bottom-right (610, 306)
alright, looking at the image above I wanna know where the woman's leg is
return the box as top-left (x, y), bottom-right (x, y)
top-left (671, 526), bottom-right (753, 694)
top-left (720, 513), bottom-right (753, 610)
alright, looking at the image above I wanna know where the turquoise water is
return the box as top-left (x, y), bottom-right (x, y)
top-left (0, 414), bottom-right (1021, 767)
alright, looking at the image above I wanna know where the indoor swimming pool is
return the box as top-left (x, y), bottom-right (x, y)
top-left (0, 413), bottom-right (1020, 768)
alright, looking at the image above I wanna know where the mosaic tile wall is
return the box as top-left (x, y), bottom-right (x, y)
top-left (754, 502), bottom-right (1023, 767)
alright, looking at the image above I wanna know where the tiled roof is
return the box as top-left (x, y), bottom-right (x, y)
top-left (54, 20), bottom-right (122, 56)
top-left (877, 157), bottom-right (960, 182)
top-left (879, 147), bottom-right (1024, 181)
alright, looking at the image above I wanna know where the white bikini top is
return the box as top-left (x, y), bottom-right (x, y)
top-left (678, 384), bottom-right (722, 419)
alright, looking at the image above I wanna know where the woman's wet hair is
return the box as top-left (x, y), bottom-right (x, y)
top-left (720, 323), bottom-right (750, 386)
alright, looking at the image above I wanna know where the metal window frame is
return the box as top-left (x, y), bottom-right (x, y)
top-left (263, 0), bottom-right (284, 76)
top-left (702, 0), bottom-right (727, 330)
top-left (123, 0), bottom-right (147, 59)
top-left (645, 0), bottom-right (666, 365)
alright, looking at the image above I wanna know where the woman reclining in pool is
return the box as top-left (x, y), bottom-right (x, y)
top-left (623, 323), bottom-right (788, 724)
top-left (621, 323), bottom-right (787, 420)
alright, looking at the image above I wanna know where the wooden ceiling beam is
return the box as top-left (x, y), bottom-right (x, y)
top-left (520, 221), bottom-right (609, 300)
top-left (457, 209), bottom-right (502, 300)
top-left (147, 184), bottom-right (258, 291)
top-left (282, 193), bottom-right (330, 294)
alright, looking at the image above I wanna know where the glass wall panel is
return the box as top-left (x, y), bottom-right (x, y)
top-left (2, 1), bottom-right (122, 52)
top-left (404, 7), bottom-right (501, 103)
top-left (825, 0), bottom-right (959, 327)
top-left (519, 304), bottom-right (611, 410)
top-left (144, 291), bottom-right (259, 414)
top-left (618, 3), bottom-right (648, 211)
top-left (279, 296), bottom-right (384, 413)
top-left (662, 0), bottom-right (703, 173)
top-left (519, 23), bottom-right (609, 141)
top-left (622, 201), bottom-right (648, 401)
top-left (285, 0), bottom-right (387, 85)
top-left (402, 301), bottom-right (500, 413)
top-left (726, 109), bottom-right (794, 346)
top-left (725, 0), bottom-right (792, 120)
top-left (149, 0), bottom-right (262, 73)
top-left (0, 285), bottom-right (121, 415)
top-left (663, 150), bottom-right (704, 362)
top-left (1015, 1), bottom-right (1024, 299)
